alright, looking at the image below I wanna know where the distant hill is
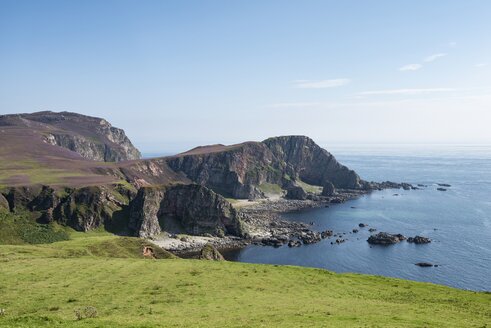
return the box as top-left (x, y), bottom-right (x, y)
top-left (0, 111), bottom-right (141, 162)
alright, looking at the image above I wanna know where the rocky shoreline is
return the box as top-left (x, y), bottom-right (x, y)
top-left (150, 188), bottom-right (378, 253)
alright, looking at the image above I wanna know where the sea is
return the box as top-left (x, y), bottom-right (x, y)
top-left (222, 145), bottom-right (491, 291)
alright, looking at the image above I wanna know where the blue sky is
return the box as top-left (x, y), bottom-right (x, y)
top-left (1, 0), bottom-right (490, 152)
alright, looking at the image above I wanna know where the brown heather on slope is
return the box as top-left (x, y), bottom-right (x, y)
top-left (1, 111), bottom-right (409, 241)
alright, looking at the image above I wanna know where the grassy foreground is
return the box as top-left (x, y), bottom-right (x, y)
top-left (0, 235), bottom-right (490, 327)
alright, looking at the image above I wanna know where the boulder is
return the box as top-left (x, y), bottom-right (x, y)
top-left (407, 236), bottom-right (431, 244)
top-left (287, 240), bottom-right (302, 247)
top-left (299, 231), bottom-right (322, 244)
top-left (367, 232), bottom-right (406, 245)
top-left (321, 181), bottom-right (335, 196)
top-left (198, 244), bottom-right (225, 261)
top-left (321, 230), bottom-right (333, 238)
top-left (285, 186), bottom-right (307, 200)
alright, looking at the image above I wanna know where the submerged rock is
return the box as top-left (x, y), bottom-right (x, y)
top-left (437, 188), bottom-right (447, 191)
top-left (367, 232), bottom-right (406, 245)
top-left (415, 262), bottom-right (433, 267)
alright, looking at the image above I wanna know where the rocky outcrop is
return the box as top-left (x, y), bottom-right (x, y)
top-left (263, 136), bottom-right (362, 189)
top-left (128, 188), bottom-right (165, 238)
top-left (128, 184), bottom-right (244, 238)
top-left (407, 236), bottom-right (431, 244)
top-left (367, 232), bottom-right (406, 245)
top-left (285, 186), bottom-right (307, 200)
top-left (321, 181), bottom-right (336, 196)
top-left (166, 136), bottom-right (365, 199)
top-left (1, 185), bottom-right (129, 232)
top-left (52, 186), bottom-right (126, 231)
top-left (198, 244), bottom-right (225, 261)
top-left (159, 184), bottom-right (243, 237)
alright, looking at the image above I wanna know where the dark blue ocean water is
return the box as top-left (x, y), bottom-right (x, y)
top-left (224, 145), bottom-right (491, 291)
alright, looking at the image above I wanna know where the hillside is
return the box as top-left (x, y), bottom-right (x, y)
top-left (0, 111), bottom-right (408, 242)
top-left (0, 234), bottom-right (489, 327)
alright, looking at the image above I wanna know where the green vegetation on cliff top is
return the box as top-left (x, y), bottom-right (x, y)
top-left (0, 220), bottom-right (489, 327)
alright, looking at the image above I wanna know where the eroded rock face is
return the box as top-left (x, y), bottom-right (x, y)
top-left (53, 186), bottom-right (125, 231)
top-left (2, 185), bottom-right (128, 232)
top-left (160, 184), bottom-right (243, 237)
top-left (128, 184), bottom-right (244, 238)
top-left (263, 136), bottom-right (362, 190)
top-left (166, 136), bottom-right (364, 199)
top-left (128, 188), bottom-right (164, 238)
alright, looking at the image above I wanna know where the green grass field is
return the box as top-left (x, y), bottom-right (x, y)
top-left (0, 214), bottom-right (489, 327)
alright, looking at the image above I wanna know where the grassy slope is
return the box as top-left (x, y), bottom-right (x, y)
top-left (0, 236), bottom-right (489, 327)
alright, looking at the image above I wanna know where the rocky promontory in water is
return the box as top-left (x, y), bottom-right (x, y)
top-left (0, 111), bottom-right (416, 252)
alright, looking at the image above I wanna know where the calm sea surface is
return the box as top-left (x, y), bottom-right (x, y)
top-left (222, 145), bottom-right (491, 291)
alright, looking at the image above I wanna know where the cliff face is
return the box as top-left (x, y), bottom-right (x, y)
top-left (0, 111), bottom-right (141, 162)
top-left (166, 136), bottom-right (364, 199)
top-left (262, 136), bottom-right (362, 189)
top-left (129, 184), bottom-right (243, 238)
top-left (2, 185), bottom-right (131, 232)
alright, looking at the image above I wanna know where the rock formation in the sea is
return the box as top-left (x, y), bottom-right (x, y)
top-left (415, 262), bottom-right (434, 267)
top-left (407, 236), bottom-right (431, 244)
top-left (0, 111), bottom-right (141, 162)
top-left (367, 232), bottom-right (406, 245)
top-left (198, 244), bottom-right (225, 261)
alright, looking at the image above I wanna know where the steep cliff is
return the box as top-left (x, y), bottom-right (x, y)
top-left (1, 185), bottom-right (131, 232)
top-left (0, 111), bottom-right (141, 162)
top-left (263, 136), bottom-right (362, 189)
top-left (129, 184), bottom-right (243, 238)
top-left (166, 136), bottom-right (364, 199)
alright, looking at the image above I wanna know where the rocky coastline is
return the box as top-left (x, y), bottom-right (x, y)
top-left (150, 186), bottom-right (406, 253)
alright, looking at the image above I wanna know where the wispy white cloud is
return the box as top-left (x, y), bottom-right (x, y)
top-left (424, 53), bottom-right (447, 62)
top-left (399, 64), bottom-right (423, 71)
top-left (448, 41), bottom-right (457, 47)
top-left (475, 63), bottom-right (488, 68)
top-left (359, 88), bottom-right (455, 96)
top-left (294, 79), bottom-right (351, 89)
